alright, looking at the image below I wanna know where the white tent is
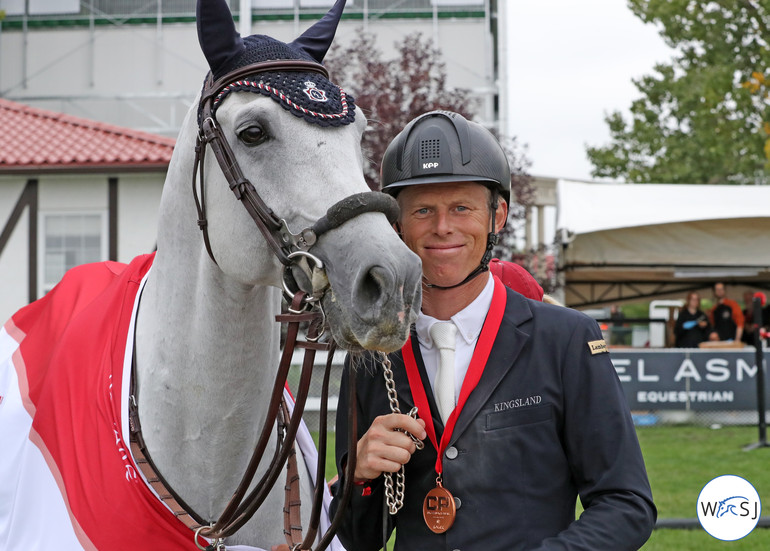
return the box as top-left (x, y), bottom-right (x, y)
top-left (556, 180), bottom-right (770, 308)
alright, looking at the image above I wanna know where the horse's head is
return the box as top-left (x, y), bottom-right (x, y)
top-left (187, 0), bottom-right (421, 352)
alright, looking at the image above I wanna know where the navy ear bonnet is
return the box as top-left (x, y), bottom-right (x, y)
top-left (197, 0), bottom-right (355, 128)
top-left (210, 35), bottom-right (355, 127)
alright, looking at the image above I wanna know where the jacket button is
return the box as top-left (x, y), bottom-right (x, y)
top-left (445, 446), bottom-right (458, 459)
top-left (454, 497), bottom-right (462, 509)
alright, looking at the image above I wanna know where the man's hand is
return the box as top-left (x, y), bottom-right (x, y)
top-left (355, 413), bottom-right (426, 481)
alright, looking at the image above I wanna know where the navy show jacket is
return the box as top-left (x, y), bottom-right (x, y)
top-left (331, 288), bottom-right (656, 551)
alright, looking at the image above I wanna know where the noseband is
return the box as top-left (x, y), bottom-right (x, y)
top-left (184, 59), bottom-right (396, 549)
top-left (193, 59), bottom-right (399, 307)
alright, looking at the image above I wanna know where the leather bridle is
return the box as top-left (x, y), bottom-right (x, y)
top-left (135, 59), bottom-right (401, 549)
top-left (193, 58), bottom-right (399, 307)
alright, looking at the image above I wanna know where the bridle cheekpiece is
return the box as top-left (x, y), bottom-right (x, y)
top-left (193, 59), bottom-right (399, 310)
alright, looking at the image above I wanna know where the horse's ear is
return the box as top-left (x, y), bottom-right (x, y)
top-left (197, 0), bottom-right (245, 75)
top-left (289, 0), bottom-right (347, 63)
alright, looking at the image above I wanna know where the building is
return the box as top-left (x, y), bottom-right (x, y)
top-left (0, 1), bottom-right (503, 135)
top-left (0, 98), bottom-right (173, 322)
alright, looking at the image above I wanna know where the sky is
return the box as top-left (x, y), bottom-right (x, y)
top-left (506, 1), bottom-right (675, 181)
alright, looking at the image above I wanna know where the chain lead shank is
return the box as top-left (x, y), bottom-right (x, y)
top-left (379, 353), bottom-right (423, 515)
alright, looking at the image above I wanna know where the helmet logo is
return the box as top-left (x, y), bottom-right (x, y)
top-left (303, 81), bottom-right (328, 102)
top-left (422, 162), bottom-right (439, 169)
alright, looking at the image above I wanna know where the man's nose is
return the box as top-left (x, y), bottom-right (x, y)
top-left (433, 210), bottom-right (452, 234)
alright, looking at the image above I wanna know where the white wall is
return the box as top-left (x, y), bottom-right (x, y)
top-left (0, 178), bottom-right (30, 324)
top-left (117, 173), bottom-right (164, 262)
top-left (38, 174), bottom-right (108, 210)
top-left (0, 172), bottom-right (165, 323)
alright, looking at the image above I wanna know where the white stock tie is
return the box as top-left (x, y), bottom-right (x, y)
top-left (430, 321), bottom-right (457, 424)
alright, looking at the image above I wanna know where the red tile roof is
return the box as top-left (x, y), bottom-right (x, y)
top-left (0, 98), bottom-right (176, 173)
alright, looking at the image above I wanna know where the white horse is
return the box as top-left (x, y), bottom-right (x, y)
top-left (0, 1), bottom-right (421, 549)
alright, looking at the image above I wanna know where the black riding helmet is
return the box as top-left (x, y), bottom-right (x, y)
top-left (380, 111), bottom-right (512, 290)
top-left (381, 110), bottom-right (511, 205)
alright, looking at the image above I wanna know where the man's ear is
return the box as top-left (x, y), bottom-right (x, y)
top-left (494, 199), bottom-right (508, 232)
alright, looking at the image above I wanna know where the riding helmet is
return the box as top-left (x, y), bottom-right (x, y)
top-left (380, 111), bottom-right (511, 204)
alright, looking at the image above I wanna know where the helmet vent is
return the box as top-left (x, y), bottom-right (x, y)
top-left (420, 139), bottom-right (440, 160)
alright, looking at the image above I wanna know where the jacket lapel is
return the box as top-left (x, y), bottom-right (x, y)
top-left (449, 289), bottom-right (533, 443)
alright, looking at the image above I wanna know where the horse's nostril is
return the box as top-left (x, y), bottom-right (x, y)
top-left (355, 266), bottom-right (389, 309)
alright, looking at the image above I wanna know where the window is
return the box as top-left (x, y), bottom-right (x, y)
top-left (41, 213), bottom-right (106, 294)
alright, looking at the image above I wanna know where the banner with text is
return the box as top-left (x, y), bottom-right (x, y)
top-left (611, 349), bottom-right (768, 411)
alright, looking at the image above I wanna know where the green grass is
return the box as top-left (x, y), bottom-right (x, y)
top-left (637, 425), bottom-right (770, 518)
top-left (643, 528), bottom-right (769, 550)
top-left (313, 425), bottom-right (770, 549)
top-left (637, 425), bottom-right (770, 549)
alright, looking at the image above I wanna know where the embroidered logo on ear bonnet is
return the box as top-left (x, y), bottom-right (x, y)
top-left (303, 81), bottom-right (329, 102)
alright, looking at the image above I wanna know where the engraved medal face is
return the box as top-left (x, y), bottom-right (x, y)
top-left (422, 485), bottom-right (456, 534)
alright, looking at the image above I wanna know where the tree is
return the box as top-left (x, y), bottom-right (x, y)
top-left (325, 32), bottom-right (477, 189)
top-left (325, 32), bottom-right (538, 279)
top-left (587, 0), bottom-right (770, 185)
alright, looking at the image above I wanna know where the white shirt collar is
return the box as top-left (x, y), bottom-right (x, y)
top-left (415, 273), bottom-right (495, 347)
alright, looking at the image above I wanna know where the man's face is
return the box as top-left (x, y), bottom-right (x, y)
top-left (397, 182), bottom-right (507, 288)
top-left (714, 283), bottom-right (726, 299)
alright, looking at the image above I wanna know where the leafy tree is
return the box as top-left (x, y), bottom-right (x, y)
top-left (325, 32), bottom-right (476, 188)
top-left (587, 0), bottom-right (770, 184)
top-left (325, 32), bottom-right (536, 267)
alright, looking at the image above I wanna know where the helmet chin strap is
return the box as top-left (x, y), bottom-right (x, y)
top-left (423, 232), bottom-right (499, 290)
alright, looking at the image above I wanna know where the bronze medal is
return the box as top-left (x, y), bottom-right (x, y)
top-left (422, 482), bottom-right (456, 534)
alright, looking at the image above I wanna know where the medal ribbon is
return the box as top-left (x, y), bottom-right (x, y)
top-left (402, 276), bottom-right (507, 475)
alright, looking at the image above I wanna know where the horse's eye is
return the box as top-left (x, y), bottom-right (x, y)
top-left (238, 125), bottom-right (267, 146)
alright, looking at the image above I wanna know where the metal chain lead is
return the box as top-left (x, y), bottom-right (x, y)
top-left (379, 352), bottom-right (423, 515)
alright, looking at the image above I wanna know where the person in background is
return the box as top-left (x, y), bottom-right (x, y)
top-left (708, 282), bottom-right (744, 342)
top-left (609, 303), bottom-right (627, 345)
top-left (330, 110), bottom-right (656, 551)
top-left (742, 290), bottom-right (760, 347)
top-left (674, 291), bottom-right (711, 348)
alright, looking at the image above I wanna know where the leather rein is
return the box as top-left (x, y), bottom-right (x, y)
top-left (130, 59), bottom-right (399, 550)
top-left (130, 293), bottom-right (358, 551)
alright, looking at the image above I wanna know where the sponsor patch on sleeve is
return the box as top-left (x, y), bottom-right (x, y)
top-left (588, 339), bottom-right (608, 355)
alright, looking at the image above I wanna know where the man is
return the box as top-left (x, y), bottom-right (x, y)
top-left (742, 290), bottom-right (760, 347)
top-left (708, 282), bottom-right (744, 342)
top-left (330, 111), bottom-right (656, 550)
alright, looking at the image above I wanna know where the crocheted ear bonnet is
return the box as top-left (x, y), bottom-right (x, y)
top-left (197, 0), bottom-right (355, 127)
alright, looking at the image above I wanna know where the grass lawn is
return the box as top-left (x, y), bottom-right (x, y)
top-left (314, 424), bottom-right (770, 549)
top-left (637, 424), bottom-right (770, 549)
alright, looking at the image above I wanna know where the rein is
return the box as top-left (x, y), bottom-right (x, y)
top-left (130, 292), bottom-right (359, 551)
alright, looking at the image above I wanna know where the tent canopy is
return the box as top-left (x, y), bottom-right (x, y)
top-left (556, 180), bottom-right (770, 308)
